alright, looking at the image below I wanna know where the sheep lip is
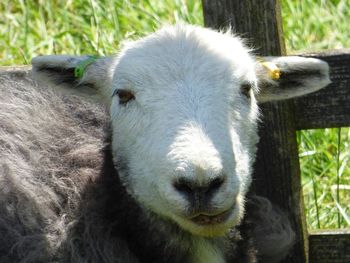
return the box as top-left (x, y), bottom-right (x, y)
top-left (190, 208), bottom-right (233, 225)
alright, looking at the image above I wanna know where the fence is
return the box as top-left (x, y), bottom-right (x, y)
top-left (202, 0), bottom-right (350, 262)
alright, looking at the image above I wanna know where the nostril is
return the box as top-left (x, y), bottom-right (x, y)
top-left (207, 177), bottom-right (225, 194)
top-left (173, 178), bottom-right (194, 196)
top-left (173, 176), bottom-right (225, 198)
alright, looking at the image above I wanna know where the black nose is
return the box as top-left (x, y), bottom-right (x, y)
top-left (173, 176), bottom-right (225, 203)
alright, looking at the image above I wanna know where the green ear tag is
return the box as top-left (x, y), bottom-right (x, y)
top-left (74, 55), bottom-right (99, 78)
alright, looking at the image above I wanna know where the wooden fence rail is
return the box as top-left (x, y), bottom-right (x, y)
top-left (202, 0), bottom-right (350, 262)
top-left (309, 230), bottom-right (350, 262)
top-left (294, 50), bottom-right (350, 129)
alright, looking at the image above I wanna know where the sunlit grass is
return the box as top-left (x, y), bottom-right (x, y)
top-left (298, 128), bottom-right (350, 229)
top-left (282, 0), bottom-right (350, 230)
top-left (282, 0), bottom-right (349, 52)
top-left (0, 0), bottom-right (203, 65)
top-left (1, 0), bottom-right (349, 230)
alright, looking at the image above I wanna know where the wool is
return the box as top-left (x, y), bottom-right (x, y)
top-left (0, 71), bottom-right (108, 262)
top-left (1, 24), bottom-right (330, 262)
top-left (0, 70), bottom-right (293, 263)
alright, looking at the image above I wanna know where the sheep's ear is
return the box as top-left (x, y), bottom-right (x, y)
top-left (31, 55), bottom-right (116, 103)
top-left (255, 56), bottom-right (331, 103)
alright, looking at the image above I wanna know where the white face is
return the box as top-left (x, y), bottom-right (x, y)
top-left (110, 25), bottom-right (260, 237)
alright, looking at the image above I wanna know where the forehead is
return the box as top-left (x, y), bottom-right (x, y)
top-left (113, 25), bottom-right (257, 91)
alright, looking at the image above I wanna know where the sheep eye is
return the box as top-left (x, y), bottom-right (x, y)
top-left (112, 89), bottom-right (135, 105)
top-left (240, 83), bottom-right (252, 98)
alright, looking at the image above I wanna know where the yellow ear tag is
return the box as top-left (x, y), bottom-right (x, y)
top-left (260, 61), bottom-right (281, 80)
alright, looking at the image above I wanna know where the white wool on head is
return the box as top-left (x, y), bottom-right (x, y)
top-left (110, 24), bottom-right (260, 236)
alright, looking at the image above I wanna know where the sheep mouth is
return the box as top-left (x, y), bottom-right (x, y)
top-left (190, 208), bottom-right (233, 225)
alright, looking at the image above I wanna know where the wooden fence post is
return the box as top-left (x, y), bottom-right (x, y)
top-left (202, 1), bottom-right (307, 262)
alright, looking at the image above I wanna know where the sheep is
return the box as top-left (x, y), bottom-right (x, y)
top-left (0, 24), bottom-right (330, 263)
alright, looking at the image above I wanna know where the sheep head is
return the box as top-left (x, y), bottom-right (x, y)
top-left (32, 24), bottom-right (330, 237)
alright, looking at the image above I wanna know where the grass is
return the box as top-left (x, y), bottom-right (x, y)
top-left (283, 0), bottom-right (350, 52)
top-left (298, 128), bottom-right (350, 229)
top-left (0, 0), bottom-right (203, 65)
top-left (283, 0), bottom-right (350, 230)
top-left (1, 0), bottom-right (349, 230)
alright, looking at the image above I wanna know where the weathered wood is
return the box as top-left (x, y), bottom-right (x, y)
top-left (202, 1), bottom-right (307, 262)
top-left (293, 49), bottom-right (350, 129)
top-left (252, 103), bottom-right (308, 263)
top-left (309, 230), bottom-right (350, 262)
top-left (0, 66), bottom-right (31, 74)
top-left (202, 0), bottom-right (286, 55)
top-left (0, 66), bottom-right (31, 71)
